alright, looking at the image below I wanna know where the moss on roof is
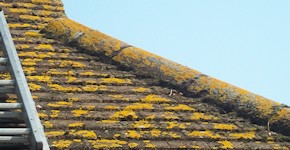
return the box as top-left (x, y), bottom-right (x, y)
top-left (1, 0), bottom-right (290, 149)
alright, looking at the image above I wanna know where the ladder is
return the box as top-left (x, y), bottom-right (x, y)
top-left (0, 8), bottom-right (49, 150)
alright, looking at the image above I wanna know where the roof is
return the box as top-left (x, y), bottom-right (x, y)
top-left (1, 0), bottom-right (290, 149)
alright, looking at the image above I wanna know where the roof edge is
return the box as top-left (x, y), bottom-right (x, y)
top-left (41, 18), bottom-right (290, 135)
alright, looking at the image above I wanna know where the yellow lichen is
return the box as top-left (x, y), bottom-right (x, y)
top-left (166, 122), bottom-right (186, 129)
top-left (88, 139), bottom-right (127, 149)
top-left (110, 110), bottom-right (138, 120)
top-left (168, 132), bottom-right (181, 138)
top-left (213, 123), bottom-right (237, 130)
top-left (82, 85), bottom-right (106, 92)
top-left (28, 83), bottom-right (42, 91)
top-left (100, 120), bottom-right (119, 123)
top-left (165, 104), bottom-right (194, 111)
top-left (73, 139), bottom-right (81, 143)
top-left (161, 112), bottom-right (179, 120)
top-left (218, 141), bottom-right (234, 149)
top-left (27, 76), bottom-right (51, 82)
top-left (24, 31), bottom-right (42, 38)
top-left (191, 112), bottom-right (216, 120)
top-left (38, 113), bottom-right (48, 119)
top-left (188, 130), bottom-right (221, 139)
top-left (141, 94), bottom-right (170, 103)
top-left (127, 130), bottom-right (142, 139)
top-left (229, 132), bottom-right (256, 139)
top-left (48, 84), bottom-right (82, 92)
top-left (43, 121), bottom-right (53, 128)
top-left (132, 120), bottom-right (153, 129)
top-left (105, 105), bottom-right (120, 110)
top-left (124, 103), bottom-right (153, 110)
top-left (71, 109), bottom-right (88, 117)
top-left (145, 115), bottom-right (155, 120)
top-left (80, 71), bottom-right (95, 76)
top-left (47, 101), bottom-right (72, 108)
top-left (45, 131), bottom-right (65, 137)
top-left (34, 44), bottom-right (54, 51)
top-left (150, 129), bottom-right (161, 137)
top-left (128, 142), bottom-right (138, 148)
top-left (100, 78), bottom-right (132, 84)
top-left (68, 122), bottom-right (84, 128)
top-left (52, 140), bottom-right (72, 149)
top-left (70, 130), bottom-right (97, 139)
top-left (131, 87), bottom-right (151, 92)
top-left (50, 110), bottom-right (60, 118)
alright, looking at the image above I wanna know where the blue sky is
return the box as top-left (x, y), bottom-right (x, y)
top-left (62, 0), bottom-right (290, 106)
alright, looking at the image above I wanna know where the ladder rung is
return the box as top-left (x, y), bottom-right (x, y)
top-left (0, 80), bottom-right (14, 86)
top-left (0, 136), bottom-right (29, 143)
top-left (0, 66), bottom-right (8, 72)
top-left (0, 128), bottom-right (30, 135)
top-left (0, 87), bottom-right (14, 94)
top-left (0, 111), bottom-right (22, 119)
top-left (0, 58), bottom-right (8, 64)
top-left (0, 103), bottom-right (22, 110)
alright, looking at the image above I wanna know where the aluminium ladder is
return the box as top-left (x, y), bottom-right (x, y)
top-left (0, 8), bottom-right (49, 150)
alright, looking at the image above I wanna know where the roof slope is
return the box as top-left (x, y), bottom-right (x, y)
top-left (1, 0), bottom-right (290, 149)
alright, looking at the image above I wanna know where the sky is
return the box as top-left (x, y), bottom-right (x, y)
top-left (62, 0), bottom-right (290, 106)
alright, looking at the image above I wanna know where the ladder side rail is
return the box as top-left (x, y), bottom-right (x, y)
top-left (0, 10), bottom-right (49, 150)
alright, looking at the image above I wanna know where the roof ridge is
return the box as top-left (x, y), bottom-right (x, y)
top-left (41, 18), bottom-right (290, 136)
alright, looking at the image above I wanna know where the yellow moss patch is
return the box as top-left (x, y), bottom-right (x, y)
top-left (108, 94), bottom-right (129, 101)
top-left (165, 104), bottom-right (194, 111)
top-left (168, 132), bottom-right (181, 138)
top-left (24, 31), bottom-right (42, 38)
top-left (52, 140), bottom-right (72, 149)
top-left (132, 120), bottom-right (153, 129)
top-left (218, 141), bottom-right (234, 149)
top-left (80, 71), bottom-right (95, 76)
top-left (70, 130), bottom-right (97, 139)
top-left (127, 130), bottom-right (142, 139)
top-left (73, 139), bottom-right (81, 143)
top-left (68, 122), bottom-right (84, 128)
top-left (50, 110), bottom-right (60, 118)
top-left (48, 84), bottom-right (82, 92)
top-left (143, 129), bottom-right (157, 138)
top-left (100, 78), bottom-right (132, 84)
top-left (43, 121), bottom-right (53, 128)
top-left (161, 112), bottom-right (179, 120)
top-left (71, 109), bottom-right (88, 117)
top-left (28, 83), bottom-right (42, 91)
top-left (100, 120), bottom-right (119, 123)
top-left (124, 103), bottom-right (153, 110)
top-left (131, 87), bottom-right (151, 92)
top-left (141, 94), bottom-right (170, 103)
top-left (27, 76), bottom-right (51, 82)
top-left (110, 110), bottom-right (138, 120)
top-left (38, 113), bottom-right (48, 119)
top-left (19, 15), bottom-right (41, 22)
top-left (23, 67), bottom-right (35, 75)
top-left (145, 143), bottom-right (156, 148)
top-left (35, 44), bottom-right (54, 51)
top-left (145, 115), bottom-right (155, 120)
top-left (45, 131), bottom-right (65, 137)
top-left (229, 132), bottom-right (256, 139)
top-left (105, 105), bottom-right (120, 110)
top-left (188, 130), bottom-right (221, 139)
top-left (82, 85), bottom-right (106, 92)
top-left (191, 112), bottom-right (216, 120)
top-left (213, 123), bottom-right (237, 130)
top-left (88, 139), bottom-right (127, 149)
top-left (128, 142), bottom-right (138, 148)
top-left (47, 101), bottom-right (72, 108)
top-left (166, 121), bottom-right (186, 129)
